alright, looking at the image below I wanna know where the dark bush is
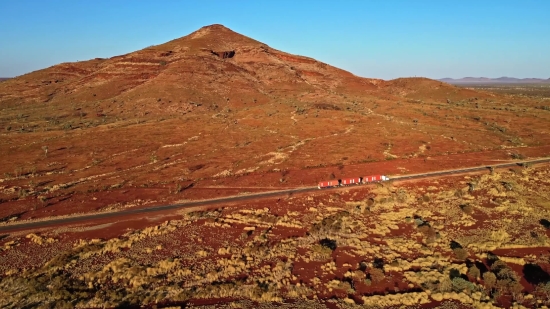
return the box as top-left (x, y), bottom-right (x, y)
top-left (373, 258), bottom-right (384, 269)
top-left (540, 219), bottom-right (550, 229)
top-left (319, 238), bottom-right (337, 251)
top-left (450, 240), bottom-right (463, 250)
top-left (449, 268), bottom-right (461, 280)
top-left (523, 264), bottom-right (550, 285)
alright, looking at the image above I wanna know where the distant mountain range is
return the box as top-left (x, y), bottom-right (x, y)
top-left (0, 78), bottom-right (10, 82)
top-left (439, 77), bottom-right (550, 84)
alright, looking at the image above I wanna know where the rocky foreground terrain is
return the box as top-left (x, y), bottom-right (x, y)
top-left (2, 165), bottom-right (550, 308)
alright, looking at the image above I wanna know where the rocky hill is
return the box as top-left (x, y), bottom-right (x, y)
top-left (0, 24), bottom-right (385, 117)
top-left (1, 24), bottom-right (490, 117)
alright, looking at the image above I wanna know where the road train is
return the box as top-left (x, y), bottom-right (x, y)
top-left (318, 175), bottom-right (389, 189)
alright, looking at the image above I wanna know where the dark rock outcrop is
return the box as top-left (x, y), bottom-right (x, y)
top-left (211, 50), bottom-right (235, 59)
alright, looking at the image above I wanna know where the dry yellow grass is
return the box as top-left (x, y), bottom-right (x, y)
top-left (1, 165), bottom-right (550, 308)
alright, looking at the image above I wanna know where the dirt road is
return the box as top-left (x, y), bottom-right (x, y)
top-left (0, 157), bottom-right (548, 233)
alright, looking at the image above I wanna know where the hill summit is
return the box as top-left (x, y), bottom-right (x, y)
top-left (1, 24), bottom-right (397, 116)
top-left (0, 23), bottom-right (476, 120)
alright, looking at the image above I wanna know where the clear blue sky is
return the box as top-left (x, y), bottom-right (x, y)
top-left (1, 0), bottom-right (549, 80)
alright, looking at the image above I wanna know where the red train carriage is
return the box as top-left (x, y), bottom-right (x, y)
top-left (317, 180), bottom-right (340, 189)
top-left (318, 175), bottom-right (389, 189)
top-left (340, 177), bottom-right (362, 186)
top-left (362, 175), bottom-right (389, 183)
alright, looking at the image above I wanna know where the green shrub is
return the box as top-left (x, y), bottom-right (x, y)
top-left (453, 248), bottom-right (469, 260)
top-left (452, 277), bottom-right (475, 292)
top-left (468, 265), bottom-right (481, 279)
top-left (483, 272), bottom-right (497, 290)
top-left (491, 260), bottom-right (520, 281)
top-left (438, 277), bottom-right (452, 292)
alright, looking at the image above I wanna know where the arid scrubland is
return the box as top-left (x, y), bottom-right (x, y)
top-left (3, 23), bottom-right (550, 309)
top-left (1, 165), bottom-right (550, 308)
